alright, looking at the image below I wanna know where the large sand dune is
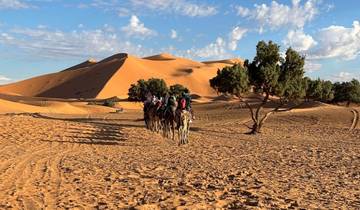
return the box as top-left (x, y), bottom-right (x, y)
top-left (0, 53), bottom-right (242, 100)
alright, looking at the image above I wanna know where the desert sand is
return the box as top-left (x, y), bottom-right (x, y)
top-left (0, 98), bottom-right (117, 115)
top-left (0, 53), bottom-right (359, 209)
top-left (0, 53), bottom-right (241, 100)
top-left (0, 102), bottom-right (359, 209)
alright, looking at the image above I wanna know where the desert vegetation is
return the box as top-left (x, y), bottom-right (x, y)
top-left (128, 78), bottom-right (190, 101)
top-left (210, 40), bottom-right (360, 134)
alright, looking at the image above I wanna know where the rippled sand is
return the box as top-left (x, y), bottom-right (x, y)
top-left (0, 104), bottom-right (359, 209)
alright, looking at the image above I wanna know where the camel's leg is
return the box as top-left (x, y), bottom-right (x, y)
top-left (171, 120), bottom-right (176, 141)
top-left (178, 127), bottom-right (181, 145)
top-left (155, 118), bottom-right (159, 132)
top-left (186, 118), bottom-right (190, 144)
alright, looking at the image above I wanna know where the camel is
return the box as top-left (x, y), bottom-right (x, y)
top-left (162, 103), bottom-right (178, 140)
top-left (144, 102), bottom-right (162, 132)
top-left (178, 110), bottom-right (191, 145)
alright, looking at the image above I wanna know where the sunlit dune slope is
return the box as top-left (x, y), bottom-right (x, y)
top-left (0, 98), bottom-right (115, 114)
top-left (0, 53), bottom-right (242, 100)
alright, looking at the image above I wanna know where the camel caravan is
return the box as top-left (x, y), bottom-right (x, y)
top-left (143, 92), bottom-right (193, 145)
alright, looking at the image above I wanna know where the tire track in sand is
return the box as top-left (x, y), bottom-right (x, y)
top-left (0, 115), bottom-right (98, 209)
top-left (350, 109), bottom-right (359, 131)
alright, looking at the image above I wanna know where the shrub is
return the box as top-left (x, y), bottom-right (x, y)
top-left (103, 99), bottom-right (116, 107)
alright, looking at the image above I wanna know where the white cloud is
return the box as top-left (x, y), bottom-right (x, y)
top-left (121, 15), bottom-right (156, 38)
top-left (237, 0), bottom-right (319, 32)
top-left (185, 26), bottom-right (247, 59)
top-left (236, 6), bottom-right (250, 17)
top-left (131, 0), bottom-right (217, 17)
top-left (304, 61), bottom-right (322, 72)
top-left (228, 26), bottom-right (247, 51)
top-left (283, 29), bottom-right (317, 52)
top-left (190, 37), bottom-right (231, 59)
top-left (170, 29), bottom-right (177, 39)
top-left (0, 26), bottom-right (154, 59)
top-left (0, 32), bottom-right (14, 41)
top-left (0, 75), bottom-right (11, 81)
top-left (311, 21), bottom-right (360, 60)
top-left (0, 0), bottom-right (30, 9)
top-left (331, 71), bottom-right (360, 82)
top-left (117, 7), bottom-right (130, 17)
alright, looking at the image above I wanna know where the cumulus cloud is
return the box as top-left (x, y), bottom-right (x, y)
top-left (131, 0), bottom-right (217, 17)
top-left (311, 21), bottom-right (360, 60)
top-left (331, 71), bottom-right (360, 82)
top-left (236, 6), bottom-right (250, 17)
top-left (185, 26), bottom-right (247, 59)
top-left (283, 29), bottom-right (317, 52)
top-left (228, 27), bottom-right (247, 51)
top-left (236, 0), bottom-right (319, 32)
top-left (0, 0), bottom-right (30, 9)
top-left (170, 29), bottom-right (177, 39)
top-left (304, 61), bottom-right (322, 72)
top-left (0, 26), bottom-right (154, 59)
top-left (121, 15), bottom-right (156, 38)
top-left (188, 37), bottom-right (232, 59)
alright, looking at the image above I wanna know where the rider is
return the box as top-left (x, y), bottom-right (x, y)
top-left (178, 92), bottom-right (194, 122)
top-left (143, 92), bottom-right (153, 113)
top-left (167, 94), bottom-right (177, 111)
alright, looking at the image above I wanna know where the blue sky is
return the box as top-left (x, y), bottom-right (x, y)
top-left (0, 0), bottom-right (359, 83)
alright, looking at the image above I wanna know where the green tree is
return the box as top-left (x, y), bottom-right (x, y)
top-left (146, 78), bottom-right (168, 98)
top-left (276, 47), bottom-right (306, 102)
top-left (169, 84), bottom-right (190, 98)
top-left (306, 78), bottom-right (323, 101)
top-left (305, 79), bottom-right (334, 102)
top-left (321, 80), bottom-right (334, 102)
top-left (209, 63), bottom-right (249, 97)
top-left (333, 79), bottom-right (360, 106)
top-left (128, 78), bottom-right (185, 101)
top-left (128, 79), bottom-right (149, 101)
top-left (210, 41), bottom-right (306, 134)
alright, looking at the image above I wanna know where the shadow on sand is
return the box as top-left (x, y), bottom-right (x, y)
top-left (32, 113), bottom-right (129, 145)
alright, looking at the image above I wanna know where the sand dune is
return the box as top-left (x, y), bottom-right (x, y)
top-left (0, 98), bottom-right (116, 114)
top-left (0, 53), bottom-right (242, 100)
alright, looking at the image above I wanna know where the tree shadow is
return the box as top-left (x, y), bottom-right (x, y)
top-left (189, 126), bottom-right (247, 138)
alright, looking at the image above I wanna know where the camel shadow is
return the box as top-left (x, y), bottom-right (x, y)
top-left (32, 113), bottom-right (129, 145)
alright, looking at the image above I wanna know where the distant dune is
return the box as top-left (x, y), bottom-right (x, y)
top-left (0, 53), bottom-right (242, 100)
top-left (0, 98), bottom-right (116, 114)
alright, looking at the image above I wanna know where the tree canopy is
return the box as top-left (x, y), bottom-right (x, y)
top-left (209, 63), bottom-right (249, 97)
top-left (169, 84), bottom-right (190, 98)
top-left (128, 78), bottom-right (190, 101)
top-left (128, 78), bottom-right (168, 101)
top-left (305, 78), bottom-right (334, 102)
top-left (333, 79), bottom-right (360, 105)
top-left (210, 40), bottom-right (306, 134)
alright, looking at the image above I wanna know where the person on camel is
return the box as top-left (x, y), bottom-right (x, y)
top-left (178, 92), bottom-right (194, 122)
top-left (143, 92), bottom-right (153, 113)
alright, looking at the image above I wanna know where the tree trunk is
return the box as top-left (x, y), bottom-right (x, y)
top-left (249, 110), bottom-right (274, 134)
top-left (241, 93), bottom-right (270, 135)
top-left (243, 93), bottom-right (284, 135)
top-left (249, 122), bottom-right (261, 134)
